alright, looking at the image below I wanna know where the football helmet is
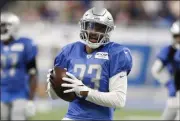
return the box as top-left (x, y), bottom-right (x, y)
top-left (170, 20), bottom-right (180, 49)
top-left (80, 7), bottom-right (115, 49)
top-left (170, 20), bottom-right (180, 35)
top-left (0, 12), bottom-right (20, 41)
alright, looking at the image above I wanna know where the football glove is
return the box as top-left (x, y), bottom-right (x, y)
top-left (46, 69), bottom-right (59, 99)
top-left (61, 72), bottom-right (91, 98)
top-left (25, 100), bottom-right (36, 117)
top-left (46, 69), bottom-right (54, 84)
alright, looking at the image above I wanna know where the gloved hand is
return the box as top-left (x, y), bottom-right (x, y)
top-left (25, 100), bottom-right (36, 117)
top-left (46, 69), bottom-right (59, 99)
top-left (61, 72), bottom-right (91, 98)
top-left (46, 69), bottom-right (54, 85)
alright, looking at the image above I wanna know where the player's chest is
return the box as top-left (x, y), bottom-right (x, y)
top-left (66, 52), bottom-right (110, 91)
top-left (1, 44), bottom-right (25, 68)
top-left (67, 51), bottom-right (110, 75)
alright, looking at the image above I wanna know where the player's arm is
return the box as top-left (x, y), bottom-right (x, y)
top-left (27, 57), bottom-right (38, 100)
top-left (85, 71), bottom-right (127, 108)
top-left (24, 39), bottom-right (38, 117)
top-left (151, 59), bottom-right (171, 85)
top-left (25, 40), bottom-right (38, 100)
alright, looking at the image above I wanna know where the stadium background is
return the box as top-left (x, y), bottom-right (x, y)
top-left (1, 0), bottom-right (179, 120)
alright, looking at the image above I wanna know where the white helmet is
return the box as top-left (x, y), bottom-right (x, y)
top-left (80, 7), bottom-right (115, 49)
top-left (170, 20), bottom-right (180, 49)
top-left (170, 20), bottom-right (180, 35)
top-left (1, 12), bottom-right (20, 41)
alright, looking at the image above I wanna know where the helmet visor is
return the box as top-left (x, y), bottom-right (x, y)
top-left (81, 21), bottom-right (112, 43)
top-left (85, 21), bottom-right (107, 33)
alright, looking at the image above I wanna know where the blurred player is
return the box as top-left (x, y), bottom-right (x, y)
top-left (0, 13), bottom-right (38, 120)
top-left (46, 7), bottom-right (132, 120)
top-left (151, 20), bottom-right (180, 120)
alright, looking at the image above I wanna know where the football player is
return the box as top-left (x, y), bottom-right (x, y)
top-left (46, 7), bottom-right (132, 120)
top-left (151, 20), bottom-right (180, 120)
top-left (0, 13), bottom-right (38, 120)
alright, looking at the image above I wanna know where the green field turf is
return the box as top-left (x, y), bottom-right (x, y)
top-left (31, 108), bottom-right (161, 120)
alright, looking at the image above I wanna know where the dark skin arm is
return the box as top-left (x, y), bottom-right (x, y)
top-left (80, 91), bottom-right (88, 97)
top-left (29, 75), bottom-right (38, 100)
top-left (27, 58), bottom-right (38, 100)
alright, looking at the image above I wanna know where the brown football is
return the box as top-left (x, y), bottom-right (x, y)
top-left (50, 67), bottom-right (76, 102)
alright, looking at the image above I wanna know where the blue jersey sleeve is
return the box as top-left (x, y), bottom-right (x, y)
top-left (157, 46), bottom-right (169, 65)
top-left (110, 48), bottom-right (132, 77)
top-left (25, 39), bottom-right (38, 62)
top-left (54, 45), bottom-right (70, 69)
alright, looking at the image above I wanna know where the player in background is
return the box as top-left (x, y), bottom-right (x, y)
top-left (151, 20), bottom-right (180, 120)
top-left (0, 13), bottom-right (38, 120)
top-left (46, 7), bottom-right (132, 120)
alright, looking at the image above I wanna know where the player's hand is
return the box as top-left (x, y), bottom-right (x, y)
top-left (46, 69), bottom-right (59, 99)
top-left (46, 69), bottom-right (55, 86)
top-left (61, 72), bottom-right (91, 98)
top-left (25, 100), bottom-right (36, 117)
top-left (46, 69), bottom-right (54, 82)
top-left (46, 68), bottom-right (55, 92)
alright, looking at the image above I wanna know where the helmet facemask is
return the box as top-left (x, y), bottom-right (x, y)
top-left (80, 20), bottom-right (113, 49)
top-left (0, 22), bottom-right (11, 41)
top-left (171, 20), bottom-right (180, 49)
top-left (0, 22), bottom-right (15, 41)
top-left (173, 34), bottom-right (180, 49)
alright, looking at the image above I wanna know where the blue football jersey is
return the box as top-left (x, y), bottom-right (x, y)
top-left (54, 41), bottom-right (132, 120)
top-left (157, 45), bottom-right (180, 97)
top-left (0, 37), bottom-right (38, 103)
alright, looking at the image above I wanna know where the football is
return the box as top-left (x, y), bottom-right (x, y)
top-left (50, 67), bottom-right (76, 102)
